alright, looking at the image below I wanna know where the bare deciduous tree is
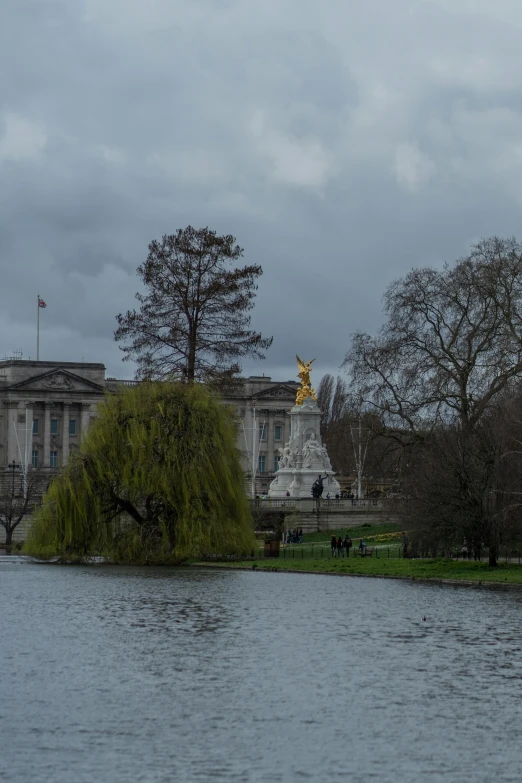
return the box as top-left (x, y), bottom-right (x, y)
top-left (346, 237), bottom-right (522, 432)
top-left (316, 374), bottom-right (402, 492)
top-left (115, 226), bottom-right (273, 386)
top-left (345, 237), bottom-right (522, 565)
top-left (0, 470), bottom-right (48, 547)
top-left (316, 374), bottom-right (348, 434)
top-left (316, 374), bottom-right (336, 431)
top-left (402, 397), bottom-right (522, 565)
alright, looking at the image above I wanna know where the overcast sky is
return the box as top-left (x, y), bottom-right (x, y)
top-left (2, 0), bottom-right (522, 385)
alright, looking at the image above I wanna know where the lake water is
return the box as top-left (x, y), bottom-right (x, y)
top-left (1, 561), bottom-right (521, 783)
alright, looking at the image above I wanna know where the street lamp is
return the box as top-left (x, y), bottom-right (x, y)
top-left (8, 460), bottom-right (20, 495)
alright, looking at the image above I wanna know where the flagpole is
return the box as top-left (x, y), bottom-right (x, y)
top-left (37, 293), bottom-right (40, 361)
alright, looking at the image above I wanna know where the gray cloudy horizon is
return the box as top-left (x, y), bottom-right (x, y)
top-left (2, 0), bottom-right (522, 385)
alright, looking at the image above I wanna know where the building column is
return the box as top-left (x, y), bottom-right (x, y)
top-left (80, 403), bottom-right (91, 440)
top-left (24, 401), bottom-right (33, 468)
top-left (267, 410), bottom-right (274, 474)
top-left (62, 402), bottom-right (70, 466)
top-left (243, 405), bottom-right (253, 471)
top-left (251, 402), bottom-right (258, 476)
top-left (5, 401), bottom-right (19, 465)
top-left (43, 401), bottom-right (51, 467)
top-left (284, 412), bottom-right (291, 446)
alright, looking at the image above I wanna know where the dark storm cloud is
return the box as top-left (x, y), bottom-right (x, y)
top-left (1, 0), bottom-right (522, 382)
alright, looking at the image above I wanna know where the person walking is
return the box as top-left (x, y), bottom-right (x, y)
top-left (344, 534), bottom-right (352, 557)
top-left (331, 535), bottom-right (337, 557)
top-left (336, 536), bottom-right (343, 558)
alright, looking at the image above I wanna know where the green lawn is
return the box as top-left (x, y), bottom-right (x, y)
top-left (302, 522), bottom-right (403, 544)
top-left (195, 556), bottom-right (522, 584)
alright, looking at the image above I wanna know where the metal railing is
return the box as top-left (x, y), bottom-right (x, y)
top-left (261, 544), bottom-right (522, 563)
top-left (105, 379), bottom-right (140, 388)
top-left (267, 543), bottom-right (400, 559)
top-left (250, 497), bottom-right (383, 509)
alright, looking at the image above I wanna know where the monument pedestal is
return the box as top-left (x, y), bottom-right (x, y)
top-left (269, 396), bottom-right (340, 499)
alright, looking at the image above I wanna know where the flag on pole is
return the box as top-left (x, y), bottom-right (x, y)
top-left (37, 294), bottom-right (46, 360)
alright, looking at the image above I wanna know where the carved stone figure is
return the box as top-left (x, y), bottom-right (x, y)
top-left (278, 446), bottom-right (296, 469)
top-left (302, 437), bottom-right (324, 468)
top-left (44, 374), bottom-right (73, 389)
top-left (320, 444), bottom-right (332, 469)
top-left (288, 475), bottom-right (302, 493)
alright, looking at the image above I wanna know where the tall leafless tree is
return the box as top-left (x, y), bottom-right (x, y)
top-left (115, 226), bottom-right (273, 386)
top-left (316, 374), bottom-right (401, 490)
top-left (316, 374), bottom-right (348, 434)
top-left (347, 237), bottom-right (522, 431)
top-left (345, 237), bottom-right (522, 565)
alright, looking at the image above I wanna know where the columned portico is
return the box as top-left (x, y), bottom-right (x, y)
top-left (0, 360), bottom-right (108, 544)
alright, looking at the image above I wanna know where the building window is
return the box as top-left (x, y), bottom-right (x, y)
top-left (51, 419), bottom-right (58, 435)
top-left (274, 454), bottom-right (280, 472)
top-left (258, 455), bottom-right (266, 473)
top-left (50, 451), bottom-right (58, 468)
top-left (32, 419), bottom-right (39, 435)
top-left (274, 410), bottom-right (284, 416)
top-left (32, 450), bottom-right (39, 468)
top-left (259, 424), bottom-right (266, 441)
top-left (274, 425), bottom-right (282, 441)
top-left (69, 419), bottom-right (76, 436)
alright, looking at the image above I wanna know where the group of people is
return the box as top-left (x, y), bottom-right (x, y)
top-left (286, 528), bottom-right (303, 544)
top-left (331, 534), bottom-right (353, 557)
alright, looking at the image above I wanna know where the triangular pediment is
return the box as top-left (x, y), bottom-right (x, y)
top-left (252, 383), bottom-right (298, 400)
top-left (8, 368), bottom-right (105, 394)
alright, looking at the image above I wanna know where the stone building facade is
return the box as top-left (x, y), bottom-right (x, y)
top-left (0, 361), bottom-right (299, 497)
top-left (0, 360), bottom-right (108, 473)
top-left (223, 375), bottom-right (300, 495)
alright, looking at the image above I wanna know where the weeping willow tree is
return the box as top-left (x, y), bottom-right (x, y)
top-left (24, 382), bottom-right (255, 563)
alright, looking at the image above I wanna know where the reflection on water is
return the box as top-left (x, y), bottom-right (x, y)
top-left (2, 564), bottom-right (521, 782)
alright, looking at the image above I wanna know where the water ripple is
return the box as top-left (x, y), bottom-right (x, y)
top-left (1, 564), bottom-right (521, 782)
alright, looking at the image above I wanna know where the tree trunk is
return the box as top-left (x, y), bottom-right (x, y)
top-left (487, 516), bottom-right (498, 567)
top-left (5, 526), bottom-right (13, 547)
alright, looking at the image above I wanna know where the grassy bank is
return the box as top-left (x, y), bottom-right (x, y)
top-left (259, 522), bottom-right (405, 560)
top-left (195, 557), bottom-right (522, 585)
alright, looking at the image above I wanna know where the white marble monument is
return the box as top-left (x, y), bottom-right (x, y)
top-left (269, 357), bottom-right (340, 499)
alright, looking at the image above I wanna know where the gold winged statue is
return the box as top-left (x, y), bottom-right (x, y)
top-left (295, 355), bottom-right (317, 406)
